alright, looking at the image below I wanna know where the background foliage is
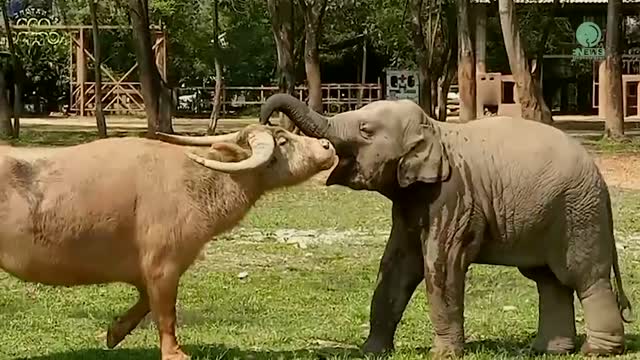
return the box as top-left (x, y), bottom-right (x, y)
top-left (3, 0), bottom-right (639, 113)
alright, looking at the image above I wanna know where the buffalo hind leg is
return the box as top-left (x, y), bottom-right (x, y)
top-left (146, 266), bottom-right (190, 360)
top-left (518, 266), bottom-right (576, 354)
top-left (107, 287), bottom-right (150, 349)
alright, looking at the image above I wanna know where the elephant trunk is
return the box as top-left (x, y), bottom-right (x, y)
top-left (260, 94), bottom-right (336, 140)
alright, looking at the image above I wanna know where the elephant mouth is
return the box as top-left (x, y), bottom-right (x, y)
top-left (326, 156), bottom-right (355, 187)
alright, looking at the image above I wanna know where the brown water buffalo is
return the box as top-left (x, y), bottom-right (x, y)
top-left (0, 124), bottom-right (336, 360)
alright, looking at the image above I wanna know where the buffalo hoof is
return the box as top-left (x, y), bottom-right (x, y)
top-left (106, 321), bottom-right (129, 349)
top-left (162, 349), bottom-right (191, 360)
top-left (361, 337), bottom-right (394, 356)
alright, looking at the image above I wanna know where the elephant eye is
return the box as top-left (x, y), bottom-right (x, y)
top-left (359, 123), bottom-right (374, 139)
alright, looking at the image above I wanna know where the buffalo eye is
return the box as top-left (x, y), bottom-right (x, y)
top-left (277, 136), bottom-right (288, 146)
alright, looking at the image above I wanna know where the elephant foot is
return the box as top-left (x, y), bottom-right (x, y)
top-left (577, 282), bottom-right (625, 357)
top-left (430, 346), bottom-right (463, 360)
top-left (431, 337), bottom-right (464, 360)
top-left (530, 335), bottom-right (575, 355)
top-left (580, 331), bottom-right (624, 357)
top-left (361, 335), bottom-right (394, 355)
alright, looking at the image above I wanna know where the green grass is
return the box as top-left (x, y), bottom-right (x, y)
top-left (2, 130), bottom-right (640, 359)
top-left (1, 182), bottom-right (640, 360)
top-left (2, 130), bottom-right (144, 147)
top-left (581, 136), bottom-right (640, 154)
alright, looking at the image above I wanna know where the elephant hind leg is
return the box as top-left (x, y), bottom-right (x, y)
top-left (518, 266), bottom-right (576, 354)
top-left (576, 278), bottom-right (625, 356)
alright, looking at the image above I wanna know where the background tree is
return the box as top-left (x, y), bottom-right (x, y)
top-left (409, 0), bottom-right (456, 119)
top-left (498, 0), bottom-right (552, 124)
top-left (267, 0), bottom-right (296, 130)
top-left (298, 0), bottom-right (327, 114)
top-left (128, 0), bottom-right (173, 137)
top-left (604, 0), bottom-right (624, 139)
top-left (437, 2), bottom-right (456, 122)
top-left (207, 0), bottom-right (223, 135)
top-left (457, 0), bottom-right (475, 121)
top-left (1, 0), bottom-right (21, 138)
top-left (0, 56), bottom-right (12, 137)
top-left (89, 0), bottom-right (106, 138)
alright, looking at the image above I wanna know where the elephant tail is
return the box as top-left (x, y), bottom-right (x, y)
top-left (612, 241), bottom-right (634, 323)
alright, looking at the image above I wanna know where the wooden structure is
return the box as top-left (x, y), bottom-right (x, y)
top-left (4, 24), bottom-right (166, 116)
top-left (176, 83), bottom-right (383, 115)
top-left (595, 57), bottom-right (640, 118)
top-left (69, 25), bottom-right (166, 116)
top-left (472, 0), bottom-right (640, 118)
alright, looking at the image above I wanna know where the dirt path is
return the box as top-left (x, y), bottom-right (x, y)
top-left (19, 116), bottom-right (640, 190)
top-left (594, 153), bottom-right (640, 190)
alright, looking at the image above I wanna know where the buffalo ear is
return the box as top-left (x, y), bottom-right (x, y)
top-left (206, 143), bottom-right (251, 163)
top-left (396, 125), bottom-right (450, 187)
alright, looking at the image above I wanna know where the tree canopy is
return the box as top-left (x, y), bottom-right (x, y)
top-left (2, 0), bottom-right (638, 115)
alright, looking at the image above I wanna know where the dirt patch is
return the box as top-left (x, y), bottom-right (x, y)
top-left (214, 228), bottom-right (387, 248)
top-left (594, 153), bottom-right (640, 190)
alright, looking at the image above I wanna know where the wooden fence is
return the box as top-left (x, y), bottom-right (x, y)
top-left (175, 83), bottom-right (383, 115)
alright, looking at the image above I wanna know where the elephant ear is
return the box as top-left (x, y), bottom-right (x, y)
top-left (396, 122), bottom-right (450, 187)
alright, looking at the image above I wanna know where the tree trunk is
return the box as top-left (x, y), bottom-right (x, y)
top-left (128, 0), bottom-right (173, 137)
top-left (267, 0), bottom-right (296, 130)
top-left (0, 70), bottom-right (12, 137)
top-left (438, 2), bottom-right (458, 122)
top-left (410, 0), bottom-right (433, 116)
top-left (457, 0), bottom-right (476, 122)
top-left (1, 0), bottom-right (20, 138)
top-left (604, 0), bottom-right (624, 139)
top-left (299, 0), bottom-right (327, 114)
top-left (498, 0), bottom-right (553, 124)
top-left (207, 0), bottom-right (223, 135)
top-left (438, 45), bottom-right (457, 121)
top-left (89, 0), bottom-right (107, 138)
top-left (357, 37), bottom-right (367, 108)
top-left (532, 0), bottom-right (560, 83)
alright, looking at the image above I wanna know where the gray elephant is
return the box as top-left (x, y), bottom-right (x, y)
top-left (259, 94), bottom-right (633, 358)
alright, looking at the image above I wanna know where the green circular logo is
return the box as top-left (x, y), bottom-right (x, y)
top-left (576, 22), bottom-right (602, 47)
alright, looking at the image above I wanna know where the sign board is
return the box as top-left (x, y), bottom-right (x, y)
top-left (385, 69), bottom-right (419, 103)
top-left (572, 21), bottom-right (605, 60)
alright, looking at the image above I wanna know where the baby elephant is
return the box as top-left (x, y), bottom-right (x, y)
top-left (260, 94), bottom-right (634, 358)
top-left (0, 124), bottom-right (335, 360)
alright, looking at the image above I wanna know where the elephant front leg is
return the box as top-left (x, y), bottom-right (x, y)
top-left (362, 211), bottom-right (424, 355)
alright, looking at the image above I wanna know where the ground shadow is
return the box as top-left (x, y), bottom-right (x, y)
top-left (465, 333), bottom-right (640, 358)
top-left (15, 343), bottom-right (363, 360)
top-left (15, 334), bottom-right (640, 359)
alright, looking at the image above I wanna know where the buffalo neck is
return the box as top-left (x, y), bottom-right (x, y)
top-left (182, 163), bottom-right (264, 231)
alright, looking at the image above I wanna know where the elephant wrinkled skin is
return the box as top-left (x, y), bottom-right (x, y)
top-left (259, 94), bottom-right (634, 358)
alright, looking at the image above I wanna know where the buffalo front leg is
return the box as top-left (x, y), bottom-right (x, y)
top-left (518, 266), bottom-right (576, 354)
top-left (107, 287), bottom-right (150, 349)
top-left (362, 207), bottom-right (424, 355)
top-left (146, 265), bottom-right (190, 360)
